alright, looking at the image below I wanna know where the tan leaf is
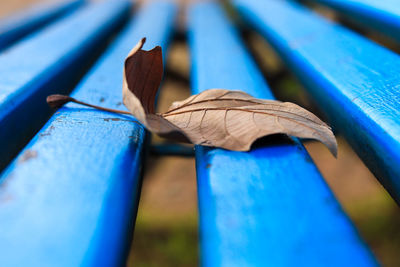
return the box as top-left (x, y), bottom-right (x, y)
top-left (123, 38), bottom-right (337, 156)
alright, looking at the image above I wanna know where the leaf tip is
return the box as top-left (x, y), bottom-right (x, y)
top-left (322, 129), bottom-right (338, 158)
top-left (330, 140), bottom-right (338, 158)
top-left (139, 37), bottom-right (146, 48)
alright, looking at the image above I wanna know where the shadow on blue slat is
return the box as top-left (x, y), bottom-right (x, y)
top-left (0, 0), bottom-right (85, 51)
top-left (234, 0), bottom-right (400, 204)
top-left (0, 0), bottom-right (132, 171)
top-left (0, 1), bottom-right (176, 266)
top-left (310, 0), bottom-right (400, 41)
top-left (189, 3), bottom-right (376, 266)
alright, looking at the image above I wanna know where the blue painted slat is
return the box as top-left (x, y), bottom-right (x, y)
top-left (0, 2), bottom-right (176, 266)
top-left (0, 0), bottom-right (84, 51)
top-left (309, 0), bottom-right (400, 41)
top-left (234, 0), bottom-right (400, 204)
top-left (0, 0), bottom-right (131, 171)
top-left (188, 3), bottom-right (376, 266)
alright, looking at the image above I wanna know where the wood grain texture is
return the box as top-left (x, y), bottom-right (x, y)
top-left (0, 0), bottom-right (84, 51)
top-left (189, 2), bottom-right (376, 266)
top-left (0, 1), bottom-right (176, 266)
top-left (234, 0), bottom-right (400, 203)
top-left (0, 0), bottom-right (131, 171)
top-left (310, 0), bottom-right (400, 41)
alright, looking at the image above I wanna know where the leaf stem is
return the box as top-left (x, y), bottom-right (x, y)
top-left (46, 94), bottom-right (131, 115)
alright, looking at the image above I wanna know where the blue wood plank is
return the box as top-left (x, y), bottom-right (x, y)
top-left (0, 1), bottom-right (176, 266)
top-left (308, 0), bottom-right (400, 41)
top-left (0, 0), bottom-right (131, 171)
top-left (0, 0), bottom-right (84, 51)
top-left (188, 2), bottom-right (376, 266)
top-left (234, 0), bottom-right (400, 204)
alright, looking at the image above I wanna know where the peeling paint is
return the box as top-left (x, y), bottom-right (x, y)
top-left (18, 150), bottom-right (38, 163)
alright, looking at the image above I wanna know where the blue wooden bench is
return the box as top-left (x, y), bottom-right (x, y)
top-left (0, 0), bottom-right (398, 265)
top-left (0, 1), bottom-right (176, 266)
top-left (189, 3), bottom-right (375, 266)
top-left (0, 0), bottom-right (84, 51)
top-left (233, 0), bottom-right (400, 204)
top-left (306, 0), bottom-right (400, 41)
top-left (0, 0), bottom-right (131, 170)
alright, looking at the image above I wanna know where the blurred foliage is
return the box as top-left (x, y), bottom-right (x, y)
top-left (128, 215), bottom-right (198, 267)
top-left (347, 194), bottom-right (400, 267)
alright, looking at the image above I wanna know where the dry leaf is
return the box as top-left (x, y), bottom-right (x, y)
top-left (123, 38), bottom-right (337, 156)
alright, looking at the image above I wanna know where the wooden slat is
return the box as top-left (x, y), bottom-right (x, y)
top-left (309, 0), bottom-right (400, 41)
top-left (0, 0), bottom-right (131, 171)
top-left (0, 0), bottom-right (84, 51)
top-left (188, 2), bottom-right (376, 266)
top-left (234, 0), bottom-right (400, 203)
top-left (0, 1), bottom-right (176, 266)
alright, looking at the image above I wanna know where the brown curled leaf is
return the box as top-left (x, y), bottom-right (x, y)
top-left (123, 38), bottom-right (337, 156)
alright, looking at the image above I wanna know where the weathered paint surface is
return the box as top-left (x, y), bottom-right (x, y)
top-left (0, 1), bottom-right (176, 266)
top-left (234, 0), bottom-right (400, 203)
top-left (0, 0), bottom-right (131, 171)
top-left (0, 0), bottom-right (84, 51)
top-left (311, 0), bottom-right (400, 41)
top-left (189, 2), bottom-right (376, 266)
